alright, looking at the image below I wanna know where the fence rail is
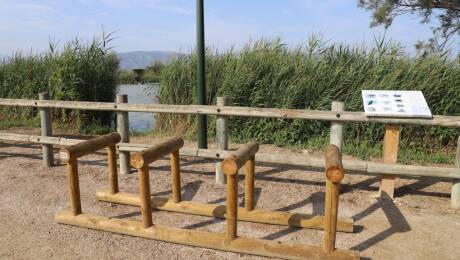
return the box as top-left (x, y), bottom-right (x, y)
top-left (0, 95), bottom-right (459, 208)
top-left (0, 98), bottom-right (459, 127)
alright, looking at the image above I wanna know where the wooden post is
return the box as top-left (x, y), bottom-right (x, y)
top-left (108, 145), bottom-right (119, 195)
top-left (244, 156), bottom-right (255, 211)
top-left (216, 96), bottom-right (229, 184)
top-left (452, 132), bottom-right (460, 208)
top-left (138, 165), bottom-right (153, 228)
top-left (171, 150), bottom-right (182, 203)
top-left (67, 157), bottom-right (82, 216)
top-left (323, 145), bottom-right (345, 254)
top-left (226, 173), bottom-right (238, 241)
top-left (117, 95), bottom-right (131, 175)
top-left (330, 101), bottom-right (344, 150)
top-left (39, 92), bottom-right (53, 167)
top-left (379, 124), bottom-right (401, 199)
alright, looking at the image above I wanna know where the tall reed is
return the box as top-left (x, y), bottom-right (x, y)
top-left (0, 34), bottom-right (119, 131)
top-left (157, 37), bottom-right (460, 154)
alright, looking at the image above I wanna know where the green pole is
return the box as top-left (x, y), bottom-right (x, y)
top-left (197, 0), bottom-right (208, 148)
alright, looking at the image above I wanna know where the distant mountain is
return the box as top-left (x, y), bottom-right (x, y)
top-left (117, 51), bottom-right (177, 70)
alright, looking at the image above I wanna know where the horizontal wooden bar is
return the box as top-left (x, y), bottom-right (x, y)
top-left (61, 133), bottom-right (121, 161)
top-left (95, 191), bottom-right (354, 232)
top-left (55, 210), bottom-right (359, 260)
top-left (1, 132), bottom-right (460, 179)
top-left (222, 142), bottom-right (259, 175)
top-left (0, 98), bottom-right (458, 127)
top-left (131, 137), bottom-right (184, 168)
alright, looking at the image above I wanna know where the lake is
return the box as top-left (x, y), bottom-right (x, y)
top-left (117, 84), bottom-right (159, 132)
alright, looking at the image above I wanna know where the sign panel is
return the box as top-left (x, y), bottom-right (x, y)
top-left (362, 90), bottom-right (432, 118)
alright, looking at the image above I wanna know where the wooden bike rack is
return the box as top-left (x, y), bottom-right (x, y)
top-left (55, 134), bottom-right (358, 259)
top-left (95, 143), bottom-right (354, 233)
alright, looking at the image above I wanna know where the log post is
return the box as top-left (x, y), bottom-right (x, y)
top-left (452, 132), bottom-right (460, 209)
top-left (108, 144), bottom-right (119, 195)
top-left (330, 101), bottom-right (344, 150)
top-left (244, 156), bottom-right (255, 211)
top-left (67, 157), bottom-right (82, 216)
top-left (323, 145), bottom-right (345, 253)
top-left (216, 96), bottom-right (229, 184)
top-left (138, 165), bottom-right (153, 228)
top-left (39, 92), bottom-right (53, 167)
top-left (226, 173), bottom-right (238, 241)
top-left (117, 95), bottom-right (131, 175)
top-left (379, 124), bottom-right (401, 199)
top-left (171, 150), bottom-right (182, 203)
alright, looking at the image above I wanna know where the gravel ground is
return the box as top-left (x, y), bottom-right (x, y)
top-left (0, 132), bottom-right (459, 260)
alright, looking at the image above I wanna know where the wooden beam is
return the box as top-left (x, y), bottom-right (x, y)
top-left (244, 156), bottom-right (255, 211)
top-left (1, 132), bottom-right (459, 179)
top-left (0, 97), bottom-right (458, 127)
top-left (67, 158), bottom-right (81, 216)
top-left (170, 150), bottom-right (182, 203)
top-left (222, 142), bottom-right (259, 175)
top-left (107, 145), bottom-right (118, 195)
top-left (379, 125), bottom-right (401, 198)
top-left (323, 145), bottom-right (345, 253)
top-left (39, 92), bottom-right (53, 167)
top-left (116, 94), bottom-right (131, 175)
top-left (61, 133), bottom-right (121, 161)
top-left (55, 210), bottom-right (359, 260)
top-left (131, 137), bottom-right (184, 168)
top-left (138, 165), bottom-right (153, 228)
top-left (95, 191), bottom-right (354, 232)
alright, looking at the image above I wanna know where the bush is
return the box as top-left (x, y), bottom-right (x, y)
top-left (157, 37), bottom-right (460, 155)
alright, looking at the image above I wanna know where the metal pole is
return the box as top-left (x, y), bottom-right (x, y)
top-left (196, 0), bottom-right (208, 149)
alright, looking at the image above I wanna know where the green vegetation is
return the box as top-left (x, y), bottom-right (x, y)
top-left (118, 61), bottom-right (164, 84)
top-left (157, 37), bottom-right (460, 164)
top-left (0, 34), bottom-right (119, 133)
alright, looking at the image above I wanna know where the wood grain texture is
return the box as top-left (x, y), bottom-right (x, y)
top-left (379, 125), bottom-right (401, 198)
top-left (131, 137), bottom-right (184, 169)
top-left (95, 191), bottom-right (354, 232)
top-left (226, 174), bottom-right (238, 241)
top-left (222, 142), bottom-right (259, 176)
top-left (170, 150), bottom-right (181, 203)
top-left (244, 156), bottom-right (255, 211)
top-left (67, 158), bottom-right (81, 216)
top-left (138, 166), bottom-right (153, 228)
top-left (55, 211), bottom-right (359, 260)
top-left (1, 97), bottom-right (458, 127)
top-left (63, 133), bottom-right (121, 161)
top-left (107, 145), bottom-right (119, 195)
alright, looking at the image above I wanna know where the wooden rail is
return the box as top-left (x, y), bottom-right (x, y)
top-left (1, 132), bottom-right (459, 180)
top-left (0, 94), bottom-right (459, 207)
top-left (0, 97), bottom-right (459, 127)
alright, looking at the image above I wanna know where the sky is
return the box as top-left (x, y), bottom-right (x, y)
top-left (0, 0), bottom-right (458, 56)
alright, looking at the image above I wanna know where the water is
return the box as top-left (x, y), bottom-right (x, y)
top-left (117, 84), bottom-right (159, 132)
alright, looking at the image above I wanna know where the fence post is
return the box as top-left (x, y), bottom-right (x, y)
top-left (330, 101), bottom-right (344, 150)
top-left (39, 92), bottom-right (53, 167)
top-left (379, 124), bottom-right (401, 199)
top-left (452, 131), bottom-right (460, 208)
top-left (116, 95), bottom-right (131, 174)
top-left (216, 96), bottom-right (229, 184)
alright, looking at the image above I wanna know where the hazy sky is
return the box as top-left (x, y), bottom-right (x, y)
top-left (0, 0), bottom-right (458, 55)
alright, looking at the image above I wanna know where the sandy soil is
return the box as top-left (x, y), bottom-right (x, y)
top-left (0, 131), bottom-right (459, 260)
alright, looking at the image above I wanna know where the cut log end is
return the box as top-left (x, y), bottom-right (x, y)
top-left (131, 153), bottom-right (145, 169)
top-left (326, 167), bottom-right (344, 183)
top-left (222, 157), bottom-right (238, 176)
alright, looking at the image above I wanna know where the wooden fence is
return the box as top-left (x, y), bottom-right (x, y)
top-left (0, 94), bottom-right (459, 208)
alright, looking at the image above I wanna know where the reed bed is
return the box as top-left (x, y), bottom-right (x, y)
top-left (0, 35), bottom-right (119, 132)
top-left (157, 37), bottom-right (460, 162)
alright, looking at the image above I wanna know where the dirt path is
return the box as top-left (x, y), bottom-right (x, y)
top-left (0, 134), bottom-right (459, 260)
